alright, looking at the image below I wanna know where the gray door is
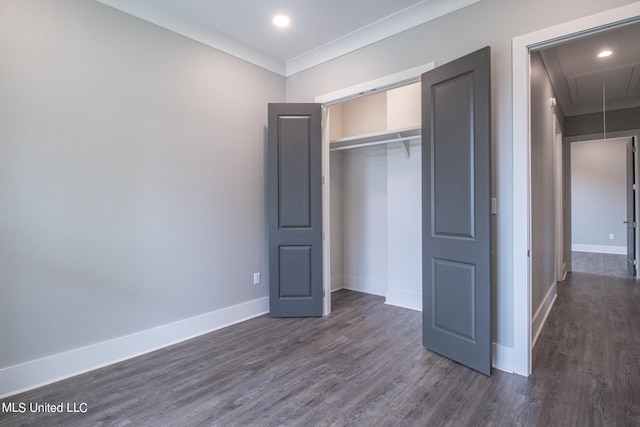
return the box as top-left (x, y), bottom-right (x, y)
top-left (422, 47), bottom-right (492, 375)
top-left (268, 103), bottom-right (323, 317)
top-left (626, 137), bottom-right (637, 278)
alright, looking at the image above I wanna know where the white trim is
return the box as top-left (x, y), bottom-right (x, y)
top-left (554, 115), bottom-right (565, 283)
top-left (531, 282), bottom-right (558, 348)
top-left (0, 297), bottom-right (269, 399)
top-left (512, 31), bottom-right (532, 377)
top-left (315, 63), bottom-right (435, 104)
top-left (512, 1), bottom-right (640, 377)
top-left (287, 0), bottom-right (480, 76)
top-left (635, 135), bottom-right (640, 279)
top-left (96, 0), bottom-right (477, 77)
top-left (492, 343), bottom-right (516, 374)
top-left (343, 276), bottom-right (387, 297)
top-left (572, 244), bottom-right (626, 255)
top-left (322, 106), bottom-right (332, 316)
top-left (385, 289), bottom-right (422, 311)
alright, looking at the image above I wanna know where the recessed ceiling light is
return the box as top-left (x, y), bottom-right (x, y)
top-left (273, 15), bottom-right (290, 28)
top-left (598, 50), bottom-right (612, 58)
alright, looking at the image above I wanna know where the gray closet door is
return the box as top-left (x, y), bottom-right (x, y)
top-left (268, 103), bottom-right (323, 317)
top-left (422, 47), bottom-right (492, 375)
top-left (627, 137), bottom-right (637, 278)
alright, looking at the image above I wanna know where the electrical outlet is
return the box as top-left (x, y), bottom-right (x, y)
top-left (609, 234), bottom-right (615, 240)
top-left (253, 272), bottom-right (261, 285)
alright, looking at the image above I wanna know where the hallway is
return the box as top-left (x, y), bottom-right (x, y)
top-left (530, 269), bottom-right (640, 425)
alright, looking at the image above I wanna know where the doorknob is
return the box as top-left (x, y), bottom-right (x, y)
top-left (624, 220), bottom-right (630, 224)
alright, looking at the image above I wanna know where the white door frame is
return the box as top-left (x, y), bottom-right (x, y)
top-left (315, 62), bottom-right (435, 316)
top-left (512, 1), bottom-right (640, 376)
top-left (635, 135), bottom-right (640, 279)
top-left (554, 115), bottom-right (565, 282)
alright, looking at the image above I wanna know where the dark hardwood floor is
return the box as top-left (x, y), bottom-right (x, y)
top-left (2, 271), bottom-right (640, 426)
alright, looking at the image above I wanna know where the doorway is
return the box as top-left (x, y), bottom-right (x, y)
top-left (315, 63), bottom-right (434, 316)
top-left (570, 137), bottom-right (633, 278)
top-left (512, 3), bottom-right (640, 376)
top-left (325, 83), bottom-right (422, 316)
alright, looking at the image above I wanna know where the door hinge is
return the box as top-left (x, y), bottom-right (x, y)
top-left (322, 232), bottom-right (326, 241)
top-left (634, 184), bottom-right (637, 191)
top-left (527, 249), bottom-right (530, 257)
top-left (323, 288), bottom-right (326, 297)
top-left (322, 176), bottom-right (325, 185)
top-left (634, 260), bottom-right (638, 266)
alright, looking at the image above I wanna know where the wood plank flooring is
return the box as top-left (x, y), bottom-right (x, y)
top-left (2, 270), bottom-right (640, 426)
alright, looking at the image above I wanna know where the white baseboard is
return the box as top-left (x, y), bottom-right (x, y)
top-left (572, 244), bottom-right (626, 255)
top-left (385, 288), bottom-right (421, 311)
top-left (532, 282), bottom-right (558, 348)
top-left (0, 297), bottom-right (269, 399)
top-left (343, 276), bottom-right (387, 297)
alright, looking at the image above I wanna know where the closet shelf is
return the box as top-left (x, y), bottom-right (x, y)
top-left (329, 126), bottom-right (421, 152)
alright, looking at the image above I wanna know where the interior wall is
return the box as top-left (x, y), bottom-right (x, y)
top-left (286, 0), bottom-right (638, 353)
top-left (386, 141), bottom-right (422, 310)
top-left (330, 151), bottom-right (344, 291)
top-left (571, 138), bottom-right (628, 253)
top-left (0, 0), bottom-right (284, 370)
top-left (530, 52), bottom-right (564, 323)
top-left (565, 107), bottom-right (640, 137)
top-left (340, 92), bottom-right (387, 137)
top-left (340, 146), bottom-right (388, 296)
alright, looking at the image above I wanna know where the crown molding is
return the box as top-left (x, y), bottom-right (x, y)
top-left (96, 0), bottom-right (482, 77)
top-left (286, 0), bottom-right (482, 76)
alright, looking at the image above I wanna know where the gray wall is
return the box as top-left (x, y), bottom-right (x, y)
top-left (565, 107), bottom-right (640, 137)
top-left (0, 0), bottom-right (284, 368)
top-left (286, 0), bottom-right (637, 348)
top-left (530, 52), bottom-right (564, 314)
top-left (571, 138), bottom-right (628, 251)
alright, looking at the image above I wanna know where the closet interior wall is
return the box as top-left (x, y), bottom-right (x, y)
top-left (328, 83), bottom-right (423, 311)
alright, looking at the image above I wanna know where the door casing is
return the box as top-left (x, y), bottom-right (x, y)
top-left (512, 2), bottom-right (640, 376)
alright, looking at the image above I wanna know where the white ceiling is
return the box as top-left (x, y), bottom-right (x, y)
top-left (96, 0), bottom-right (482, 76)
top-left (540, 22), bottom-right (640, 117)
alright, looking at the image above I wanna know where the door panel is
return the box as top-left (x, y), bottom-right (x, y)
top-left (432, 72), bottom-right (474, 239)
top-left (627, 137), bottom-right (636, 278)
top-left (422, 47), bottom-right (492, 375)
top-left (268, 104), bottom-right (323, 317)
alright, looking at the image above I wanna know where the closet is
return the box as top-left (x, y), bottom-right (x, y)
top-left (327, 82), bottom-right (423, 311)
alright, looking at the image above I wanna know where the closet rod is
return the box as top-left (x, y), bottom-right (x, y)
top-left (329, 134), bottom-right (421, 151)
